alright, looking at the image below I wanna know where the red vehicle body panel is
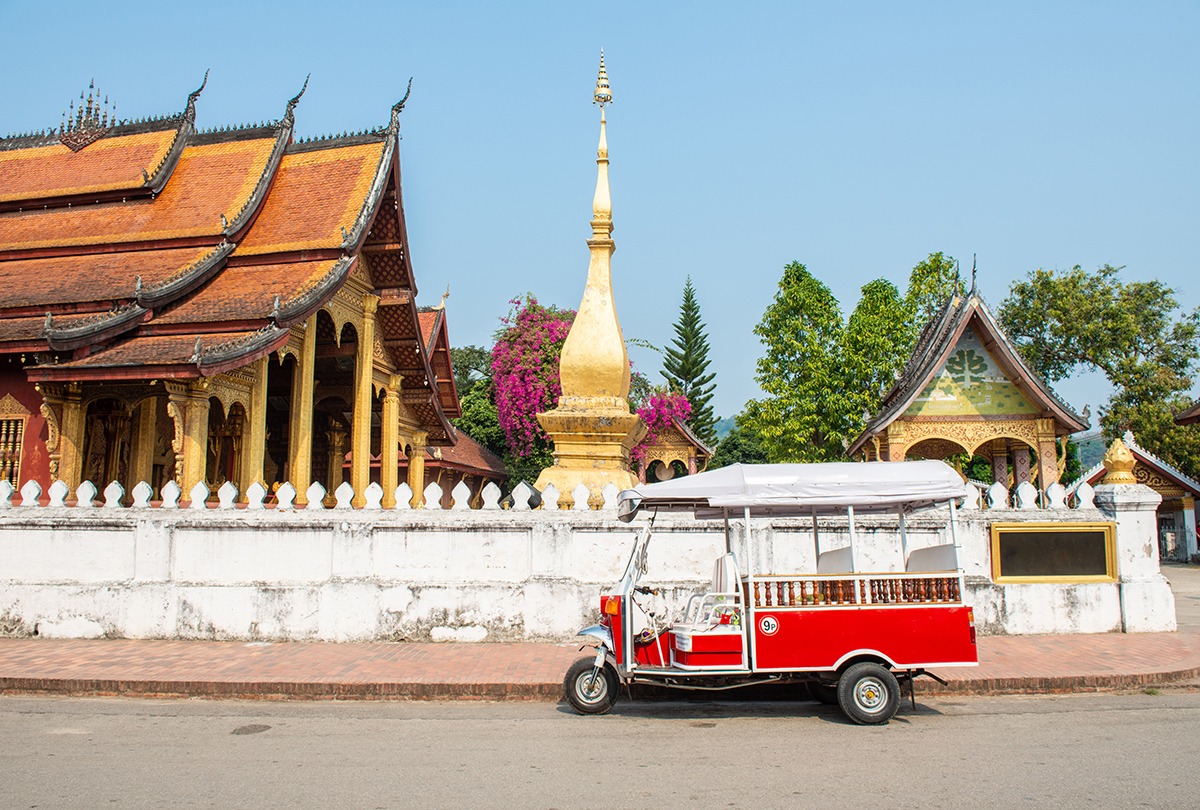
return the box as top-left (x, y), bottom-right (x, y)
top-left (752, 605), bottom-right (977, 670)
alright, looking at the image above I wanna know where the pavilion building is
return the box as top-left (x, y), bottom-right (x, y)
top-left (0, 77), bottom-right (503, 506)
top-left (847, 283), bottom-right (1088, 491)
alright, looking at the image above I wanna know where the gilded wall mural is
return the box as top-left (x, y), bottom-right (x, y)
top-left (904, 327), bottom-right (1038, 417)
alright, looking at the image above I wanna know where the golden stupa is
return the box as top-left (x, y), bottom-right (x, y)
top-left (535, 52), bottom-right (647, 501)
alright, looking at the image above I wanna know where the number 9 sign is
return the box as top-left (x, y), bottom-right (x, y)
top-left (758, 615), bottom-right (779, 635)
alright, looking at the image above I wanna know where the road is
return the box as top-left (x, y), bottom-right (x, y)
top-left (1, 691), bottom-right (1197, 809)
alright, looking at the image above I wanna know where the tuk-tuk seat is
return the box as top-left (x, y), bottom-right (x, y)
top-left (681, 554), bottom-right (742, 628)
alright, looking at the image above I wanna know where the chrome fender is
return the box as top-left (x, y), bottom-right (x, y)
top-left (576, 624), bottom-right (613, 651)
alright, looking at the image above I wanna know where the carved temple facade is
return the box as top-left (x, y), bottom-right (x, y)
top-left (0, 78), bottom-right (503, 506)
top-left (848, 286), bottom-right (1088, 491)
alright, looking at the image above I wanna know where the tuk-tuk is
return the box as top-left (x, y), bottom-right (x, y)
top-left (564, 461), bottom-right (978, 724)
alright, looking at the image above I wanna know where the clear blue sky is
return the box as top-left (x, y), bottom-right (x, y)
top-left (3, 1), bottom-right (1198, 423)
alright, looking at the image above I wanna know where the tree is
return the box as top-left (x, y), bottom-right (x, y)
top-left (451, 378), bottom-right (506, 460)
top-left (841, 278), bottom-right (912, 430)
top-left (449, 345), bottom-right (491, 395)
top-left (708, 424), bottom-right (768, 468)
top-left (661, 277), bottom-right (718, 445)
top-left (742, 262), bottom-right (853, 461)
top-left (1000, 264), bottom-right (1200, 478)
top-left (906, 251), bottom-right (963, 330)
top-left (490, 295), bottom-right (575, 483)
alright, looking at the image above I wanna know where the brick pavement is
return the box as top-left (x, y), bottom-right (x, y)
top-left (1, 628), bottom-right (1198, 701)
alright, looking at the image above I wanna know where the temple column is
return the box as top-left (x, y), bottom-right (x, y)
top-left (129, 398), bottom-right (158, 491)
top-left (1036, 418), bottom-right (1060, 490)
top-left (991, 441), bottom-right (1009, 486)
top-left (407, 430), bottom-right (427, 508)
top-left (39, 383), bottom-right (86, 488)
top-left (1181, 495), bottom-right (1198, 560)
top-left (325, 426), bottom-right (347, 503)
top-left (166, 382), bottom-right (211, 499)
top-left (288, 315), bottom-right (317, 506)
top-left (885, 425), bottom-right (906, 462)
top-left (1011, 443), bottom-right (1032, 486)
top-left (351, 295), bottom-right (379, 507)
top-left (238, 357), bottom-right (269, 500)
top-left (380, 375), bottom-right (401, 508)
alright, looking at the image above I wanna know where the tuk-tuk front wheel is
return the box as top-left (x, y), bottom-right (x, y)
top-left (565, 656), bottom-right (618, 715)
top-left (837, 662), bottom-right (900, 725)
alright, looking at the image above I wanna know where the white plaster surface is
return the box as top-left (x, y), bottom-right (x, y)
top-left (0, 495), bottom-right (1178, 641)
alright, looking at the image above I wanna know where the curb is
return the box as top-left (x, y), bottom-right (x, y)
top-left (4, 668), bottom-right (1199, 702)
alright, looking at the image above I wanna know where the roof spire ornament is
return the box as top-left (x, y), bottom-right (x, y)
top-left (593, 50), bottom-right (612, 106)
top-left (60, 79), bottom-right (114, 151)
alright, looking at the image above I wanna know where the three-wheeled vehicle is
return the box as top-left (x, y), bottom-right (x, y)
top-left (564, 461), bottom-right (978, 724)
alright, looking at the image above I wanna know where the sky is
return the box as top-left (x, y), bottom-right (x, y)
top-left (2, 1), bottom-right (1198, 424)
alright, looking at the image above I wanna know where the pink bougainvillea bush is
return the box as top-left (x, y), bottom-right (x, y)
top-left (491, 296), bottom-right (576, 458)
top-left (631, 390), bottom-right (692, 465)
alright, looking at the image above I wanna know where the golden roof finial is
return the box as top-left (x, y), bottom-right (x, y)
top-left (593, 49), bottom-right (612, 107)
top-left (1101, 436), bottom-right (1137, 484)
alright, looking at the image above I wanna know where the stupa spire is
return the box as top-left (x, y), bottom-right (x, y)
top-left (534, 51), bottom-right (647, 503)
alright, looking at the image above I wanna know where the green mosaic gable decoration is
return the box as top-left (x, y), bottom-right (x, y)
top-left (904, 327), bottom-right (1038, 417)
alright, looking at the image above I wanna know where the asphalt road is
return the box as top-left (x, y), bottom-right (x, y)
top-left (1, 691), bottom-right (1197, 809)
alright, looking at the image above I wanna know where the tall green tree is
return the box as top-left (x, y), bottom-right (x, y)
top-left (742, 262), bottom-right (853, 462)
top-left (906, 251), bottom-right (963, 330)
top-left (842, 278), bottom-right (912, 429)
top-left (1000, 264), bottom-right (1200, 478)
top-left (661, 277), bottom-right (718, 444)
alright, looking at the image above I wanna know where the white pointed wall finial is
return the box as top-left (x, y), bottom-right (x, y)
top-left (593, 49), bottom-right (612, 107)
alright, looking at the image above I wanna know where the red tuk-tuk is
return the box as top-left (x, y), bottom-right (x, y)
top-left (564, 461), bottom-right (978, 724)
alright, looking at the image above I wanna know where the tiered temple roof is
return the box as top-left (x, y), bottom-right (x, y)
top-left (0, 75), bottom-right (458, 446)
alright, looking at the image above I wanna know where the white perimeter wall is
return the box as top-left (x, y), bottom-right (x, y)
top-left (0, 491), bottom-right (1177, 641)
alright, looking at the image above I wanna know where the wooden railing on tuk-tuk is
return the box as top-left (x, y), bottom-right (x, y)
top-left (747, 574), bottom-right (962, 609)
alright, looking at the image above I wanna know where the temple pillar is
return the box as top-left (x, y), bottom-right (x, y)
top-left (407, 430), bottom-right (427, 508)
top-left (288, 315), bottom-right (317, 506)
top-left (380, 375), bottom-right (401, 509)
top-left (40, 383), bottom-right (86, 488)
top-left (239, 357), bottom-right (269, 500)
top-left (1095, 438), bottom-right (1176, 631)
top-left (1182, 495), bottom-right (1198, 560)
top-left (1036, 418), bottom-right (1059, 490)
top-left (884, 425), bottom-right (906, 462)
top-left (325, 426), bottom-right (347, 503)
top-left (991, 441), bottom-right (1009, 486)
top-left (166, 382), bottom-right (211, 499)
top-left (1011, 443), bottom-right (1031, 486)
top-left (350, 295), bottom-right (379, 507)
top-left (128, 398), bottom-right (157, 491)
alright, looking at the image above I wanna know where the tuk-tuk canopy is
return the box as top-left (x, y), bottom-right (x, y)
top-left (617, 461), bottom-right (967, 522)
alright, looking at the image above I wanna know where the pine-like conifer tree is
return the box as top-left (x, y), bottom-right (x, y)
top-left (661, 277), bottom-right (718, 445)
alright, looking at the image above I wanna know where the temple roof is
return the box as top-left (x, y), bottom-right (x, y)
top-left (1, 78), bottom-right (458, 446)
top-left (847, 288), bottom-right (1089, 457)
top-left (0, 75), bottom-right (206, 212)
top-left (1176, 397), bottom-right (1200, 426)
top-left (428, 432), bottom-right (506, 478)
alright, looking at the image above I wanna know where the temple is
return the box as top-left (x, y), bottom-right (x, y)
top-left (0, 77), bottom-right (503, 505)
top-left (848, 283), bottom-right (1088, 490)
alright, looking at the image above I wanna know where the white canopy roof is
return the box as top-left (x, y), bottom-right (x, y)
top-left (617, 461), bottom-right (967, 521)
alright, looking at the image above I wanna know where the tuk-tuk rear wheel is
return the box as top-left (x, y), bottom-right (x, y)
top-left (565, 656), bottom-right (618, 715)
top-left (837, 662), bottom-right (900, 725)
